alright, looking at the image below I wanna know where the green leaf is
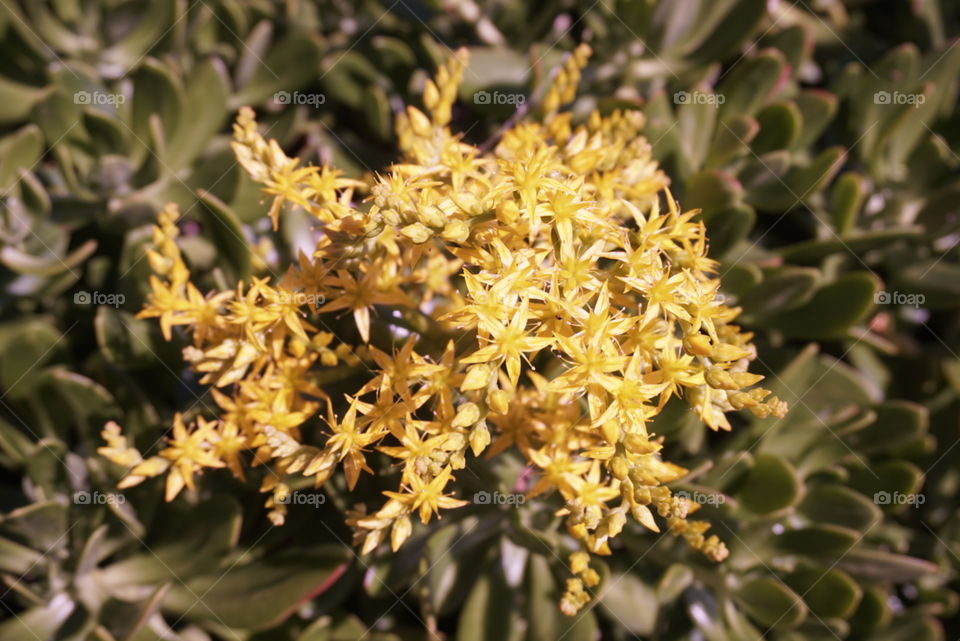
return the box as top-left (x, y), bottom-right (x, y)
top-left (763, 25), bottom-right (809, 77)
top-left (459, 47), bottom-right (532, 96)
top-left (0, 239), bottom-right (97, 277)
top-left (848, 585), bottom-right (892, 635)
top-left (785, 567), bottom-right (861, 619)
top-left (847, 460), bottom-right (923, 506)
top-left (456, 565), bottom-right (519, 641)
top-left (0, 76), bottom-right (47, 124)
top-left (100, 1), bottom-right (176, 73)
top-left (717, 50), bottom-right (786, 119)
top-left (646, 90), bottom-right (681, 161)
top-left (738, 454), bottom-right (803, 514)
top-left (166, 57), bottom-right (230, 171)
top-left (232, 33), bottom-right (322, 107)
top-left (839, 549), bottom-right (937, 582)
top-left (676, 86), bottom-right (719, 174)
top-left (24, 2), bottom-right (86, 56)
top-left (777, 524), bottom-right (859, 557)
top-left (873, 615), bottom-right (945, 641)
top-left (846, 401), bottom-right (927, 454)
top-left (686, 170), bottom-right (743, 214)
top-left (891, 259), bottom-right (960, 309)
top-left (599, 572), bottom-right (657, 635)
top-left (764, 272), bottom-right (878, 339)
top-left (657, 564), bottom-right (694, 605)
top-left (84, 107), bottom-right (129, 155)
top-left (371, 36), bottom-right (418, 74)
top-left (702, 205), bottom-right (755, 257)
top-left (799, 485), bottom-right (881, 531)
top-left (128, 59), bottom-right (183, 169)
top-left (794, 90), bottom-right (838, 149)
top-left (752, 102), bottom-right (802, 154)
top-left (40, 368), bottom-right (120, 430)
top-left (740, 150), bottom-right (791, 194)
top-left (736, 577), bottom-right (807, 628)
top-left (0, 414), bottom-right (35, 463)
top-left (363, 85), bottom-right (393, 142)
top-left (739, 267), bottom-right (819, 320)
top-left (98, 499), bottom-right (242, 593)
top-left (779, 227), bottom-right (923, 264)
top-left (165, 548), bottom-right (351, 630)
top-left (95, 307), bottom-right (159, 370)
top-left (0, 124), bottom-right (44, 191)
top-left (749, 146), bottom-right (846, 211)
top-left (424, 517), bottom-right (498, 616)
top-left (0, 536), bottom-right (45, 575)
top-left (0, 320), bottom-right (63, 397)
top-left (0, 593), bottom-right (75, 641)
top-left (687, 0), bottom-right (769, 63)
top-left (720, 264), bottom-right (762, 299)
top-left (706, 115), bottom-right (759, 168)
top-left (319, 50), bottom-right (380, 110)
top-left (1, 500), bottom-right (69, 552)
top-left (196, 190), bottom-right (252, 282)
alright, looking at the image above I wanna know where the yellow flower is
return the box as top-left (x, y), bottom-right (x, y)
top-left (317, 264), bottom-right (411, 343)
top-left (102, 43), bottom-right (787, 616)
top-left (322, 399), bottom-right (381, 490)
top-left (383, 466), bottom-right (468, 525)
top-left (158, 415), bottom-right (225, 501)
top-left (460, 298), bottom-right (554, 385)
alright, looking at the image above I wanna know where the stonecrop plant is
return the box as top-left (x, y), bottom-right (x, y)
top-left (100, 44), bottom-right (787, 615)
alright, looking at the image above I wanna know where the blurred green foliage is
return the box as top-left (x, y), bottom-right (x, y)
top-left (1, 0), bottom-right (959, 640)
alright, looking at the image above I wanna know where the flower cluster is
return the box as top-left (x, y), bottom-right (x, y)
top-left (100, 44), bottom-right (786, 614)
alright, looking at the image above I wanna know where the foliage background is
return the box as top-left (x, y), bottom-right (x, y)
top-left (0, 0), bottom-right (959, 640)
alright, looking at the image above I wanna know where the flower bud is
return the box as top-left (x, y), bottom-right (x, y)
top-left (461, 364), bottom-right (492, 391)
top-left (469, 422), bottom-right (491, 457)
top-left (401, 223), bottom-right (433, 244)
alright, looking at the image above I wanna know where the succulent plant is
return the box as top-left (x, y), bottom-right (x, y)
top-left (2, 1), bottom-right (959, 640)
